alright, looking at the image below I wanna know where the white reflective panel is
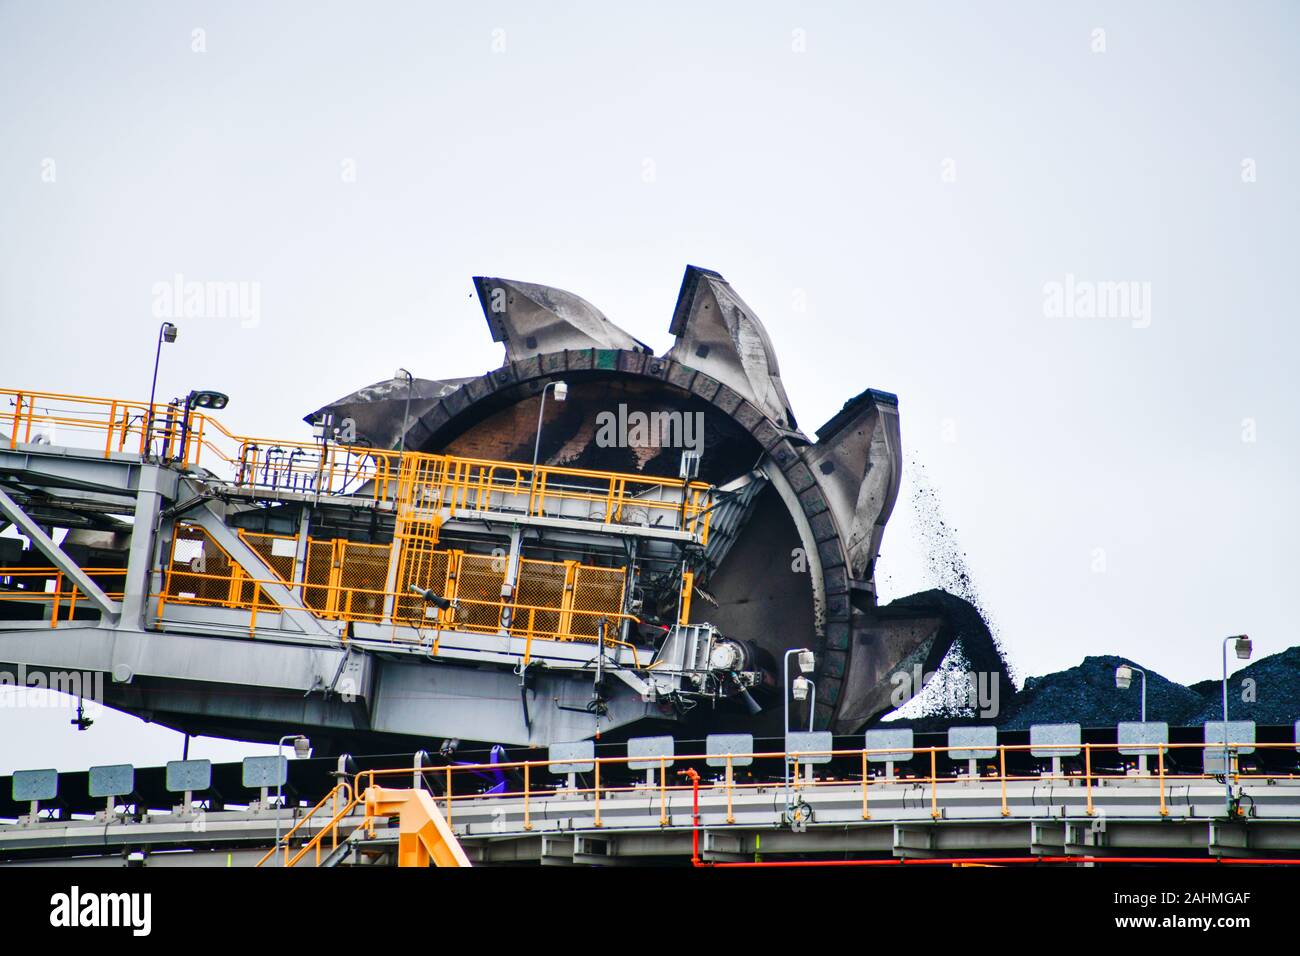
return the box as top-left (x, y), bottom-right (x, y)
top-left (89, 764), bottom-right (135, 799)
top-left (786, 731), bottom-right (833, 765)
top-left (1203, 721), bottom-right (1256, 772)
top-left (705, 733), bottom-right (754, 768)
top-left (242, 755), bottom-right (288, 789)
top-left (12, 769), bottom-right (57, 802)
top-left (627, 736), bottom-right (674, 771)
top-left (1029, 723), bottom-right (1081, 758)
top-left (948, 727), bottom-right (997, 761)
top-left (1203, 721), bottom-right (1256, 753)
top-left (165, 759), bottom-right (212, 793)
top-left (1117, 721), bottom-right (1169, 756)
top-left (547, 741), bottom-right (595, 775)
top-left (865, 728), bottom-right (914, 762)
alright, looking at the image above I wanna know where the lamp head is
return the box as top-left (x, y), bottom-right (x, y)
top-left (1115, 664), bottom-right (1133, 690)
top-left (792, 675), bottom-right (811, 701)
top-left (186, 389), bottom-right (229, 410)
top-left (552, 381), bottom-right (568, 401)
top-left (1233, 635), bottom-right (1252, 660)
top-left (797, 649), bottom-right (815, 674)
top-left (161, 322), bottom-right (178, 343)
top-left (292, 736), bottom-right (312, 759)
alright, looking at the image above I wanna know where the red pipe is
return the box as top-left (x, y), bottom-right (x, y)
top-left (679, 768), bottom-right (701, 866)
top-left (700, 855), bottom-right (1300, 868)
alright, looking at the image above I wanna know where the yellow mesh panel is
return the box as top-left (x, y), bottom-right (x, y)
top-left (166, 525), bottom-right (232, 604)
top-left (302, 540), bottom-right (336, 616)
top-left (395, 544), bottom-right (452, 626)
top-left (239, 531), bottom-right (296, 583)
top-left (569, 565), bottom-right (626, 640)
top-left (511, 559), bottom-right (565, 639)
top-left (455, 553), bottom-right (506, 633)
top-left (164, 524), bottom-right (277, 610)
top-left (336, 541), bottom-right (389, 623)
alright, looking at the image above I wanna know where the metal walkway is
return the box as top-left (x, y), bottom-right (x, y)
top-left (4, 731), bottom-right (1300, 866)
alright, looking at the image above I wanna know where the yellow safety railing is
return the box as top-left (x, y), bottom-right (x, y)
top-left (254, 782), bottom-right (359, 868)
top-left (159, 564), bottom-right (640, 650)
top-left (159, 523), bottom-right (640, 650)
top-left (2, 387), bottom-right (402, 496)
top-left (2, 387), bottom-right (714, 540)
top-left (395, 452), bottom-right (713, 540)
top-left (0, 567), bottom-right (127, 626)
top-left (2, 390), bottom-right (159, 459)
top-left (350, 740), bottom-right (1298, 833)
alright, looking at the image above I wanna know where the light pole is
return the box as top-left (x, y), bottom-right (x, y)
top-left (530, 380), bottom-right (567, 507)
top-left (394, 368), bottom-right (414, 456)
top-left (1221, 634), bottom-right (1251, 817)
top-left (274, 734), bottom-right (311, 865)
top-left (1115, 663), bottom-right (1146, 722)
top-left (145, 322), bottom-right (177, 459)
top-left (782, 647), bottom-right (815, 808)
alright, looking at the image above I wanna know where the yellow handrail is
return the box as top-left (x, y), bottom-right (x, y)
top-left (156, 565), bottom-right (640, 649)
top-left (346, 739), bottom-right (1292, 834)
top-left (0, 567), bottom-right (128, 627)
top-left (2, 386), bottom-right (715, 539)
top-left (254, 782), bottom-right (355, 868)
top-left (285, 792), bottom-right (362, 868)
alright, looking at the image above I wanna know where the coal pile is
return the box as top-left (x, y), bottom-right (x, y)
top-left (883, 648), bottom-right (1300, 732)
top-left (1186, 646), bottom-right (1300, 726)
top-left (994, 655), bottom-right (1205, 730)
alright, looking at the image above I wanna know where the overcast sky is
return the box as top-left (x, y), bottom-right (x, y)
top-left (1, 1), bottom-right (1297, 772)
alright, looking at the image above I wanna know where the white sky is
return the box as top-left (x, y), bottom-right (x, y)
top-left (1, 1), bottom-right (1297, 772)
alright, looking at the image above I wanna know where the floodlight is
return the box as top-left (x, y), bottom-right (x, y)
top-left (186, 390), bottom-right (229, 410)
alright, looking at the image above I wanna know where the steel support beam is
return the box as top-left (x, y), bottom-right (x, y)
top-left (0, 485), bottom-right (120, 620)
top-left (189, 499), bottom-right (333, 637)
top-left (118, 464), bottom-right (172, 629)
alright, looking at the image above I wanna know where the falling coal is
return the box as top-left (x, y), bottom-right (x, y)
top-left (882, 463), bottom-right (1300, 731)
top-left (881, 462), bottom-right (1015, 722)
